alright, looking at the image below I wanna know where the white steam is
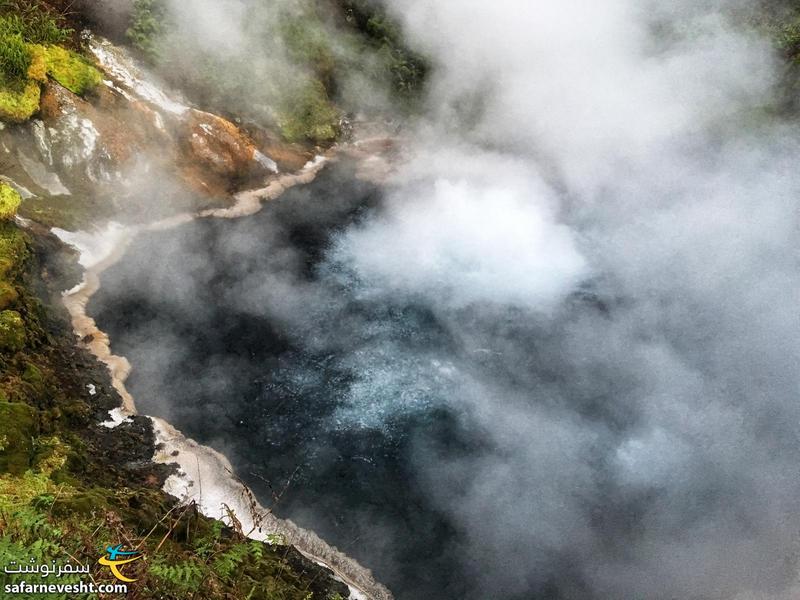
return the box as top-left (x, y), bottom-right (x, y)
top-left (331, 150), bottom-right (587, 310)
top-left (324, 0), bottom-right (800, 598)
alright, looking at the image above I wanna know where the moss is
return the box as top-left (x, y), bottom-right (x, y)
top-left (0, 224), bottom-right (28, 278)
top-left (0, 76), bottom-right (39, 122)
top-left (22, 362), bottom-right (48, 401)
top-left (0, 402), bottom-right (37, 474)
top-left (278, 79), bottom-right (340, 143)
top-left (42, 45), bottom-right (102, 95)
top-left (26, 43), bottom-right (46, 82)
top-left (0, 281), bottom-right (17, 309)
top-left (0, 309), bottom-right (26, 352)
top-left (49, 487), bottom-right (108, 517)
top-left (0, 182), bottom-right (22, 221)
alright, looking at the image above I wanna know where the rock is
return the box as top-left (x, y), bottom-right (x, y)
top-left (34, 82), bottom-right (154, 185)
top-left (247, 126), bottom-right (314, 172)
top-left (180, 109), bottom-right (261, 179)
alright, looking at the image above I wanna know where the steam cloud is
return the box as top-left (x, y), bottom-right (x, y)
top-left (94, 1), bottom-right (800, 599)
top-left (364, 1), bottom-right (800, 598)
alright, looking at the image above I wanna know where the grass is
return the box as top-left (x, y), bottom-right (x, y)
top-left (0, 24), bottom-right (32, 80)
top-left (124, 0), bottom-right (426, 144)
top-left (0, 1), bottom-right (72, 45)
top-left (337, 0), bottom-right (428, 102)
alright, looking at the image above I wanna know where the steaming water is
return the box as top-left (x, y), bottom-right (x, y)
top-left (88, 155), bottom-right (800, 600)
top-left (90, 164), bottom-right (485, 599)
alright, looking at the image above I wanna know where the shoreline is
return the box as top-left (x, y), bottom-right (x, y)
top-left (55, 147), bottom-right (395, 600)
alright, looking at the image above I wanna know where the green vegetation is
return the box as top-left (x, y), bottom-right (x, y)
top-left (127, 0), bottom-right (169, 63)
top-left (0, 222), bottom-right (28, 278)
top-left (776, 15), bottom-right (800, 61)
top-left (0, 182), bottom-right (22, 219)
top-left (338, 0), bottom-right (428, 101)
top-left (124, 0), bottom-right (428, 144)
top-left (281, 15), bottom-right (338, 89)
top-left (741, 0), bottom-right (800, 110)
top-left (40, 45), bottom-right (102, 95)
top-left (0, 3), bottom-right (98, 122)
top-left (0, 309), bottom-right (25, 351)
top-left (278, 80), bottom-right (340, 143)
top-left (0, 78), bottom-right (41, 121)
top-left (0, 1), bottom-right (73, 45)
top-left (0, 23), bottom-right (32, 80)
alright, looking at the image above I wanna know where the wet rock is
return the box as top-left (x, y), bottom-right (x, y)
top-left (16, 151), bottom-right (71, 196)
top-left (247, 125), bottom-right (314, 172)
top-left (32, 82), bottom-right (161, 188)
top-left (181, 109), bottom-right (260, 179)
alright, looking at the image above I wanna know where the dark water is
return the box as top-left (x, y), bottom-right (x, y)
top-left (90, 164), bottom-right (495, 599)
top-left (88, 160), bottom-right (800, 600)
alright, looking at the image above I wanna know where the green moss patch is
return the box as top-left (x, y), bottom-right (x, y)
top-left (0, 222), bottom-right (29, 280)
top-left (0, 182), bottom-right (22, 220)
top-left (0, 77), bottom-right (40, 122)
top-left (26, 43), bottom-right (46, 82)
top-left (0, 281), bottom-right (18, 310)
top-left (0, 402), bottom-right (37, 474)
top-left (0, 309), bottom-right (26, 352)
top-left (41, 45), bottom-right (102, 96)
